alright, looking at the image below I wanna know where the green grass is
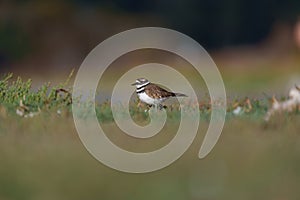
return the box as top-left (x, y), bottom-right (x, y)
top-left (0, 72), bottom-right (299, 122)
top-left (1, 114), bottom-right (300, 200)
top-left (0, 73), bottom-right (72, 112)
top-left (0, 73), bottom-right (300, 200)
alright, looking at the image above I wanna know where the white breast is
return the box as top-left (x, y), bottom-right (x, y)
top-left (138, 92), bottom-right (164, 105)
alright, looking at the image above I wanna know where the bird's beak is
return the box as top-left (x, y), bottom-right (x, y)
top-left (131, 82), bottom-right (138, 86)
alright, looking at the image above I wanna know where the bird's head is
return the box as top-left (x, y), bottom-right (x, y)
top-left (131, 78), bottom-right (149, 88)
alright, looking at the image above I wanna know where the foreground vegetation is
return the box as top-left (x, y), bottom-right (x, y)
top-left (0, 113), bottom-right (300, 200)
top-left (0, 73), bottom-right (300, 200)
top-left (0, 73), bottom-right (299, 122)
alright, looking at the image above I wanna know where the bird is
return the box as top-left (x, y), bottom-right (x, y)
top-left (131, 78), bottom-right (187, 109)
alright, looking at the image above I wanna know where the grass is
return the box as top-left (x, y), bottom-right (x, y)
top-left (1, 114), bottom-right (300, 200)
top-left (0, 73), bottom-right (300, 200)
top-left (0, 73), bottom-right (287, 121)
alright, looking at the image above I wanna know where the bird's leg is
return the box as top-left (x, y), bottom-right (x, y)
top-left (143, 104), bottom-right (152, 112)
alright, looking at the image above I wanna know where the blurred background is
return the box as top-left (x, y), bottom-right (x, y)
top-left (1, 0), bottom-right (300, 96)
top-left (1, 1), bottom-right (300, 200)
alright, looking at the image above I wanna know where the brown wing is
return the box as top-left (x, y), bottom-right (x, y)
top-left (144, 83), bottom-right (175, 99)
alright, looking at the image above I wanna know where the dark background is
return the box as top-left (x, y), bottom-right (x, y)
top-left (1, 0), bottom-right (300, 75)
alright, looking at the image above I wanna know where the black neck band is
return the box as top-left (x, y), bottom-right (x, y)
top-left (136, 89), bottom-right (145, 94)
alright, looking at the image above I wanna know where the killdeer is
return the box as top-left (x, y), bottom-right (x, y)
top-left (132, 78), bottom-right (187, 109)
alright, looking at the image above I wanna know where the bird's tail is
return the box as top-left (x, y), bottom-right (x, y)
top-left (174, 93), bottom-right (187, 97)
